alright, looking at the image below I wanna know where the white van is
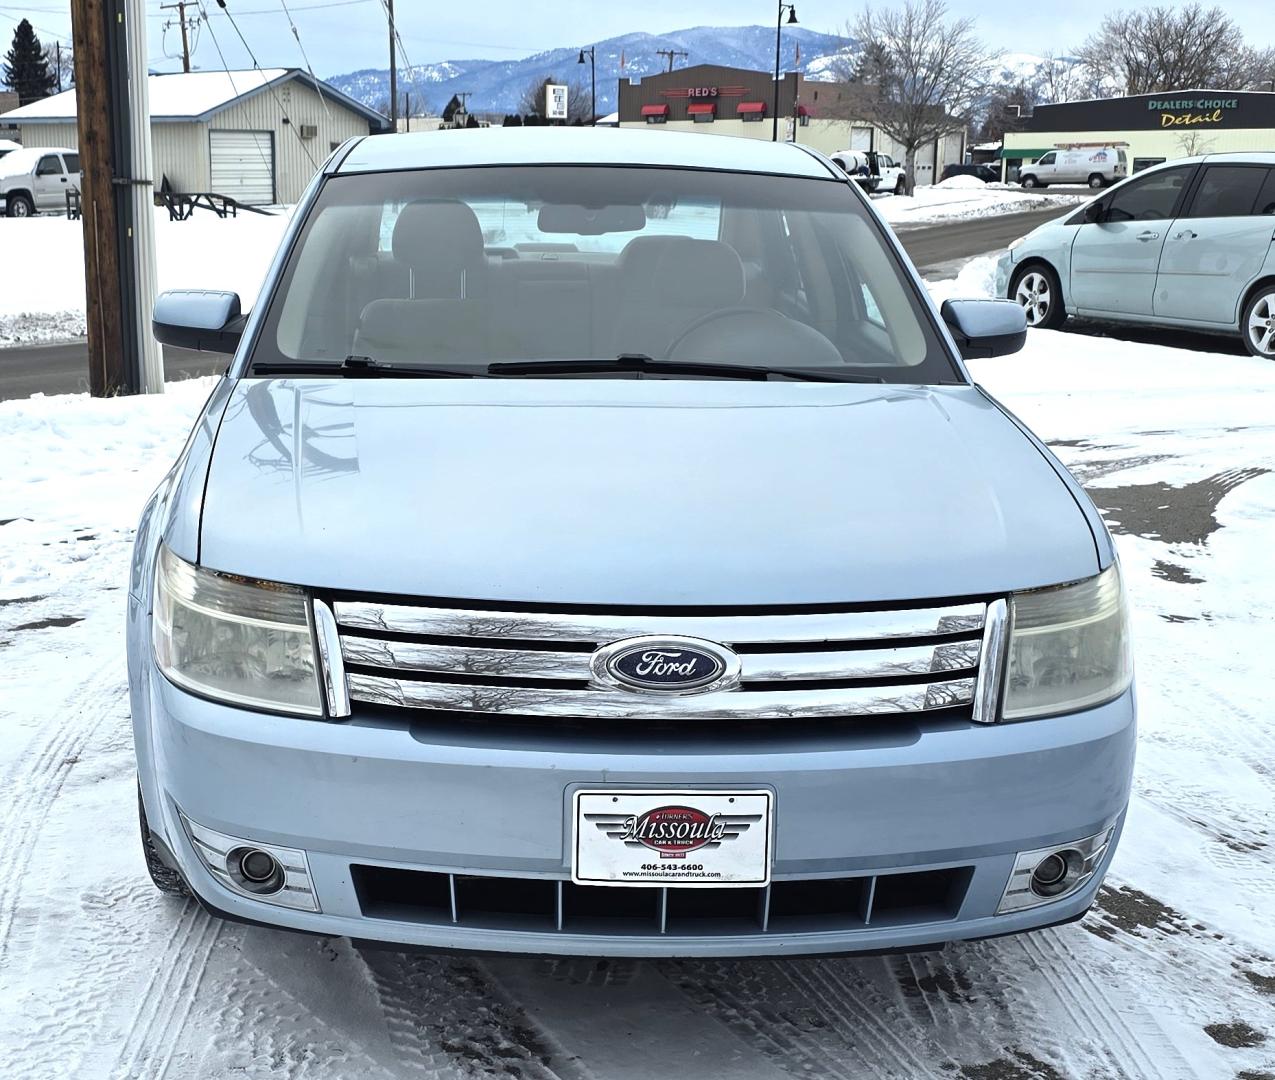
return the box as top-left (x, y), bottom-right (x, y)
top-left (1020, 147), bottom-right (1128, 190)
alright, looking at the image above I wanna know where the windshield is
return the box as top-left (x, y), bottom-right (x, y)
top-left (255, 165), bottom-right (957, 383)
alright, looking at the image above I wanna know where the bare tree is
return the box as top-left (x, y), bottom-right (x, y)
top-left (1036, 50), bottom-right (1110, 103)
top-left (1076, 5), bottom-right (1275, 95)
top-left (1177, 130), bottom-right (1216, 156)
top-left (517, 76), bottom-right (592, 124)
top-left (41, 42), bottom-right (72, 92)
top-left (835, 0), bottom-right (998, 194)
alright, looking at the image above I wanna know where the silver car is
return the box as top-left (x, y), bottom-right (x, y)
top-left (130, 129), bottom-right (1135, 957)
top-left (1000, 152), bottom-right (1275, 358)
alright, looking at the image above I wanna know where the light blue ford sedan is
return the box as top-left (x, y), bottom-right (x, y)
top-left (129, 128), bottom-right (1134, 956)
top-left (999, 152), bottom-right (1275, 357)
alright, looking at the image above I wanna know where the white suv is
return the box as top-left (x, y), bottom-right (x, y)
top-left (0, 146), bottom-right (81, 217)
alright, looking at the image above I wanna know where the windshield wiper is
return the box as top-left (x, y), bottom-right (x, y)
top-left (251, 356), bottom-right (491, 378)
top-left (488, 354), bottom-right (884, 383)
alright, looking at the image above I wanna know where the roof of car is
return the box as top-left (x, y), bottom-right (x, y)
top-left (335, 127), bottom-right (839, 179)
top-left (0, 146), bottom-right (75, 178)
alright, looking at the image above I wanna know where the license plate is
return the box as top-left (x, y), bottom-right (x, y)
top-left (572, 789), bottom-right (773, 887)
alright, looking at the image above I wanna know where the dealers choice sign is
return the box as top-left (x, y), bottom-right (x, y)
top-left (1148, 96), bottom-right (1239, 127)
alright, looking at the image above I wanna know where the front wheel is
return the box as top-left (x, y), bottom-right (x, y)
top-left (1087, 174), bottom-right (1106, 189)
top-left (1021, 175), bottom-right (1041, 189)
top-left (139, 788), bottom-right (192, 897)
top-left (1242, 286), bottom-right (1275, 358)
top-left (6, 193), bottom-right (34, 217)
top-left (1011, 264), bottom-right (1067, 330)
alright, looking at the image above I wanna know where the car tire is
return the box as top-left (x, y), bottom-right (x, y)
top-left (1021, 175), bottom-right (1039, 189)
top-left (1011, 264), bottom-right (1067, 330)
top-left (1242, 285), bottom-right (1275, 359)
top-left (139, 787), bottom-right (193, 898)
top-left (1087, 174), bottom-right (1106, 189)
top-left (6, 192), bottom-right (34, 217)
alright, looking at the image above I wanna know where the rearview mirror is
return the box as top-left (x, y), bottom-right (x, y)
top-left (537, 203), bottom-right (646, 235)
top-left (940, 299), bottom-right (1027, 359)
top-left (153, 289), bottom-right (247, 353)
top-left (1083, 200), bottom-right (1105, 224)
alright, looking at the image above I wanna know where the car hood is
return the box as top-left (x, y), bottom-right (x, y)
top-left (197, 378), bottom-right (1100, 605)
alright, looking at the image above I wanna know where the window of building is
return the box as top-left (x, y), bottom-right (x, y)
top-left (687, 103), bottom-right (715, 123)
top-left (1185, 165), bottom-right (1270, 218)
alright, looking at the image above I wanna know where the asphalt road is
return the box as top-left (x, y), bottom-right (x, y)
top-left (892, 206), bottom-right (1066, 277)
top-left (0, 206), bottom-right (1148, 400)
top-left (0, 341), bottom-right (223, 401)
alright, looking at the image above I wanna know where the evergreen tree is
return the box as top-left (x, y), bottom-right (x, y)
top-left (3, 20), bottom-right (57, 105)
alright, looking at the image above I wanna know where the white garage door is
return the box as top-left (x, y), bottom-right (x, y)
top-left (209, 130), bottom-right (274, 205)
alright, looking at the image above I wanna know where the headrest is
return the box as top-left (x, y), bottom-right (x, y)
top-left (654, 239), bottom-right (746, 308)
top-left (391, 199), bottom-right (485, 297)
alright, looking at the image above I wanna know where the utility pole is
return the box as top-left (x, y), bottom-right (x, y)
top-left (656, 49), bottom-right (687, 73)
top-left (159, 0), bottom-right (192, 73)
top-left (70, 0), bottom-right (163, 397)
top-left (55, 42), bottom-right (62, 91)
top-left (387, 0), bottom-right (397, 128)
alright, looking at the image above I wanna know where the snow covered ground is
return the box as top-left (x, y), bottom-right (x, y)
top-left (874, 182), bottom-right (1084, 226)
top-left (0, 208), bottom-right (290, 346)
top-left (1, 285), bottom-right (1274, 1076)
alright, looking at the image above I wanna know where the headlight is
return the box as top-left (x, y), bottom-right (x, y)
top-left (153, 545), bottom-right (322, 715)
top-left (1003, 564), bottom-right (1132, 721)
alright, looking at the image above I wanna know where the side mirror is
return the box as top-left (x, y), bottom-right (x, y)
top-left (940, 298), bottom-right (1028, 359)
top-left (1083, 200), bottom-right (1105, 224)
top-left (153, 289), bottom-right (247, 353)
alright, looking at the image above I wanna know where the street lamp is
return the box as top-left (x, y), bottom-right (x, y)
top-left (773, 2), bottom-right (797, 142)
top-left (578, 47), bottom-right (596, 126)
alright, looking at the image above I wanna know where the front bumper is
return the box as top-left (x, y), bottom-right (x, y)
top-left (134, 645), bottom-right (1135, 956)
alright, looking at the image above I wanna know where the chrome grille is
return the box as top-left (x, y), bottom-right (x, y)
top-left (318, 597), bottom-right (1006, 723)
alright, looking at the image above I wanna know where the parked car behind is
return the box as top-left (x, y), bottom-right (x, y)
top-left (828, 149), bottom-right (876, 192)
top-left (1019, 147), bottom-right (1128, 189)
top-left (942, 163), bottom-right (1000, 184)
top-left (132, 128), bottom-right (1134, 958)
top-left (999, 152), bottom-right (1275, 358)
top-left (0, 146), bottom-right (81, 217)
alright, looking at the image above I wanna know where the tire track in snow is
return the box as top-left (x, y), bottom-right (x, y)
top-left (0, 655), bottom-right (125, 964)
top-left (358, 949), bottom-right (586, 1079)
top-left (1019, 929), bottom-right (1191, 1078)
top-left (108, 901), bottom-right (220, 1080)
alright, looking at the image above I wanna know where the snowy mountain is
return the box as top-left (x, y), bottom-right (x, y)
top-left (326, 25), bottom-right (850, 116)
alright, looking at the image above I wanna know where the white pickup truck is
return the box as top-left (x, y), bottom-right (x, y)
top-left (0, 146), bottom-right (81, 217)
top-left (829, 150), bottom-right (907, 195)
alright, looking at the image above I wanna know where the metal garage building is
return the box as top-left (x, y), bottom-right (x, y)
top-left (0, 68), bottom-right (390, 205)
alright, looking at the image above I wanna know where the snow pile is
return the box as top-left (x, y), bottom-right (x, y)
top-left (924, 254), bottom-right (1000, 304)
top-left (934, 173), bottom-right (988, 189)
top-left (0, 207), bottom-right (291, 346)
top-left (875, 183), bottom-right (1083, 225)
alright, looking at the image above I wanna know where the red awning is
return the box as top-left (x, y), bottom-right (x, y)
top-left (687, 102), bottom-right (716, 115)
top-left (641, 104), bottom-right (669, 117)
top-left (736, 101), bottom-right (765, 115)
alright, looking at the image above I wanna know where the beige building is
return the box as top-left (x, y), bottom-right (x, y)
top-left (617, 64), bottom-right (965, 186)
top-left (0, 68), bottom-right (390, 205)
top-left (1002, 90), bottom-right (1275, 178)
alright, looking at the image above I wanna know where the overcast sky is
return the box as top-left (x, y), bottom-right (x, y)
top-left (5, 0), bottom-right (1275, 80)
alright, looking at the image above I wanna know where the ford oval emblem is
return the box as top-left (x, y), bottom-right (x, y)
top-left (590, 635), bottom-right (742, 695)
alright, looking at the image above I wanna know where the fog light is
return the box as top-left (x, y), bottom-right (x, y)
top-left (229, 847), bottom-right (284, 894)
top-left (180, 812), bottom-right (320, 912)
top-left (998, 827), bottom-right (1114, 914)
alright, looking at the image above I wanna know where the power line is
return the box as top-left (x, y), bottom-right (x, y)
top-left (206, 0), bottom-right (318, 166)
top-left (278, 0), bottom-right (329, 118)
